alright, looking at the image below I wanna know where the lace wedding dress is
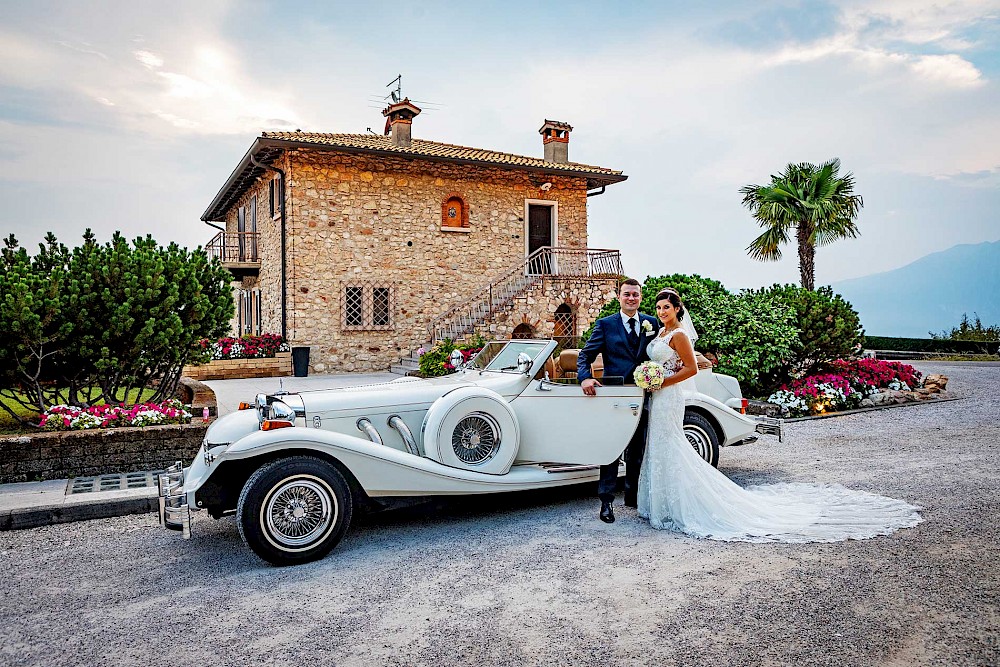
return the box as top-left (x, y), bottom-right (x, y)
top-left (637, 329), bottom-right (922, 542)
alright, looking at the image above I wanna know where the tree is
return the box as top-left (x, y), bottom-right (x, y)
top-left (0, 231), bottom-right (234, 423)
top-left (931, 313), bottom-right (1000, 342)
top-left (741, 158), bottom-right (863, 291)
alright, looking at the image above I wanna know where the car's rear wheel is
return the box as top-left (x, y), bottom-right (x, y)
top-left (683, 410), bottom-right (720, 468)
top-left (237, 456), bottom-right (353, 566)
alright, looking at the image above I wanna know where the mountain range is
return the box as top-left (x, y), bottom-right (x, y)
top-left (830, 240), bottom-right (1000, 338)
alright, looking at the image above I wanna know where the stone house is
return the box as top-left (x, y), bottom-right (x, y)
top-left (201, 100), bottom-right (628, 374)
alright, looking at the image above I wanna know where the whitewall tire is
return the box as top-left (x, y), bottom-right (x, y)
top-left (421, 387), bottom-right (520, 475)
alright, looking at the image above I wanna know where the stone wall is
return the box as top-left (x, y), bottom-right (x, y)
top-left (0, 423), bottom-right (209, 483)
top-left (182, 352), bottom-right (292, 381)
top-left (220, 147), bottom-right (611, 373)
top-left (483, 277), bottom-right (619, 340)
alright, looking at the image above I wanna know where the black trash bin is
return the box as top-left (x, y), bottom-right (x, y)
top-left (291, 346), bottom-right (310, 377)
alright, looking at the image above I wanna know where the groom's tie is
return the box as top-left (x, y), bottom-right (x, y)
top-left (627, 317), bottom-right (639, 351)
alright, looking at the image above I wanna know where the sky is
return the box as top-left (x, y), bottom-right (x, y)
top-left (1, 0), bottom-right (998, 291)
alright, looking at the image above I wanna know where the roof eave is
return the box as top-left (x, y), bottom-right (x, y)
top-left (202, 136), bottom-right (627, 221)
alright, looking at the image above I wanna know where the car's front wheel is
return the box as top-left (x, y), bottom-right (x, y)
top-left (237, 456), bottom-right (353, 566)
top-left (683, 410), bottom-right (720, 468)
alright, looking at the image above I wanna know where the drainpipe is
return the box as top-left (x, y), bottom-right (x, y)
top-left (586, 185), bottom-right (606, 197)
top-left (250, 152), bottom-right (288, 341)
top-left (203, 221), bottom-right (225, 231)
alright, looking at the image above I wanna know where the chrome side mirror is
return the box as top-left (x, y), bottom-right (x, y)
top-left (449, 349), bottom-right (465, 370)
top-left (516, 352), bottom-right (532, 375)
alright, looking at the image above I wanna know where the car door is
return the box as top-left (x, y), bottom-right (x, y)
top-left (510, 381), bottom-right (643, 465)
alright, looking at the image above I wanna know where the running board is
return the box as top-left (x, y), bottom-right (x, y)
top-left (539, 463), bottom-right (601, 474)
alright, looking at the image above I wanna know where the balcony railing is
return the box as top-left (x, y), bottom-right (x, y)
top-left (427, 246), bottom-right (622, 343)
top-left (206, 232), bottom-right (260, 277)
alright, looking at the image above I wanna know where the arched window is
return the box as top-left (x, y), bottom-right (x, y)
top-left (553, 304), bottom-right (575, 346)
top-left (441, 194), bottom-right (469, 229)
top-left (512, 323), bottom-right (534, 339)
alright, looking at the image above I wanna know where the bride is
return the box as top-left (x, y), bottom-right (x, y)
top-left (637, 288), bottom-right (922, 542)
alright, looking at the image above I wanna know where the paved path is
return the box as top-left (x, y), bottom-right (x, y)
top-left (0, 362), bottom-right (996, 666)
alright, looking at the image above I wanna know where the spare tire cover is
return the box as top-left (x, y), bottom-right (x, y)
top-left (421, 386), bottom-right (520, 475)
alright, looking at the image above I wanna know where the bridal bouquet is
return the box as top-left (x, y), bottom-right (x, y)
top-left (634, 361), bottom-right (671, 390)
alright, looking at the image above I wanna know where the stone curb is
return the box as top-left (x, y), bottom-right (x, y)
top-left (783, 395), bottom-right (964, 422)
top-left (0, 494), bottom-right (158, 531)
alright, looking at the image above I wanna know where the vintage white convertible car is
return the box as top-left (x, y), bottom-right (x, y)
top-left (159, 339), bottom-right (781, 565)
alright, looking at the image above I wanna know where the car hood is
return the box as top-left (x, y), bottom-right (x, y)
top-left (289, 371), bottom-right (527, 416)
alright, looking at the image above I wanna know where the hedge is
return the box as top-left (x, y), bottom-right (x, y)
top-left (864, 336), bottom-right (999, 355)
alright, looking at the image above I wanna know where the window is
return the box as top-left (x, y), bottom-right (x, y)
top-left (553, 304), bottom-right (577, 348)
top-left (512, 323), bottom-right (534, 339)
top-left (269, 177), bottom-right (281, 219)
top-left (237, 289), bottom-right (262, 336)
top-left (372, 287), bottom-right (390, 326)
top-left (341, 282), bottom-right (395, 330)
top-left (441, 193), bottom-right (469, 230)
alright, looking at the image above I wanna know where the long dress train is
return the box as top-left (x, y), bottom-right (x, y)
top-left (637, 330), bottom-right (922, 542)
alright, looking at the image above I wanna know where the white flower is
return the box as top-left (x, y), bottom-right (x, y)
top-left (641, 320), bottom-right (653, 333)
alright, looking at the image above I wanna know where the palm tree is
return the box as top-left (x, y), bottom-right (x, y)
top-left (741, 159), bottom-right (863, 291)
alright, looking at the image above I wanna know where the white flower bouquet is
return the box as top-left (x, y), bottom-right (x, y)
top-left (634, 361), bottom-right (670, 390)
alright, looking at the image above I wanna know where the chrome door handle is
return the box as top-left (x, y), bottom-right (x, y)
top-left (614, 403), bottom-right (640, 416)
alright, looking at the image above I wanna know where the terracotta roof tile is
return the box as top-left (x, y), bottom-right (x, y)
top-left (202, 131), bottom-right (626, 221)
top-left (260, 131), bottom-right (623, 178)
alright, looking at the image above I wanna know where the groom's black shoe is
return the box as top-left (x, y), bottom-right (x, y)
top-left (600, 500), bottom-right (615, 523)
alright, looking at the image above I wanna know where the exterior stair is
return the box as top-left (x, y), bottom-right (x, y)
top-left (388, 246), bottom-right (622, 375)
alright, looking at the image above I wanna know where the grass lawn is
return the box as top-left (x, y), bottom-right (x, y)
top-left (0, 387), bottom-right (159, 435)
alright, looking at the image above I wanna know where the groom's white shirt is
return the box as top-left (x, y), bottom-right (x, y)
top-left (619, 310), bottom-right (638, 332)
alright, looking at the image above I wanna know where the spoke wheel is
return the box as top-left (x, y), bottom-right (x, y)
top-left (238, 456), bottom-right (353, 566)
top-left (683, 410), bottom-right (721, 468)
top-left (264, 478), bottom-right (334, 548)
top-left (452, 412), bottom-right (501, 465)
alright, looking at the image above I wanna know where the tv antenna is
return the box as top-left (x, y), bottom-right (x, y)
top-left (387, 74), bottom-right (402, 103)
top-left (366, 75), bottom-right (443, 112)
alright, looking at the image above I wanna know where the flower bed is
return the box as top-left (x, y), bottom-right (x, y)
top-left (197, 333), bottom-right (289, 360)
top-left (184, 334), bottom-right (292, 380)
top-left (767, 359), bottom-right (922, 417)
top-left (418, 338), bottom-right (485, 377)
top-left (39, 399), bottom-right (192, 431)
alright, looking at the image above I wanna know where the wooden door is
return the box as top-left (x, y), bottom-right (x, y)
top-left (527, 204), bottom-right (552, 274)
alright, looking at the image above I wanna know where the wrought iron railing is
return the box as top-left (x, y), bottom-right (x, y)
top-left (206, 231), bottom-right (260, 264)
top-left (427, 246), bottom-right (622, 344)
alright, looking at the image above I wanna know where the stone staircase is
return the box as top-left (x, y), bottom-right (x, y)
top-left (388, 247), bottom-right (622, 376)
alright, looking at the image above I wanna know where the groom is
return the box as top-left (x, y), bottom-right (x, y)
top-left (578, 278), bottom-right (661, 523)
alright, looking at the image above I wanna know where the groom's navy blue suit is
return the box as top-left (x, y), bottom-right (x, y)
top-left (577, 311), bottom-right (661, 503)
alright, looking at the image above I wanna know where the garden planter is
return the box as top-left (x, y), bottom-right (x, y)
top-left (182, 351), bottom-right (292, 381)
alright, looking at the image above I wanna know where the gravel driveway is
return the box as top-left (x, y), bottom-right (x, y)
top-left (1, 362), bottom-right (997, 667)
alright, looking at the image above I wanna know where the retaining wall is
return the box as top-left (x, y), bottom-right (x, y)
top-left (0, 423), bottom-right (209, 483)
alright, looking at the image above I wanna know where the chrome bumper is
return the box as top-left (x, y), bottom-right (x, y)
top-left (754, 416), bottom-right (784, 442)
top-left (158, 461), bottom-right (191, 539)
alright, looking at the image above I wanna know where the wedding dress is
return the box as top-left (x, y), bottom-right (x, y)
top-left (637, 329), bottom-right (922, 542)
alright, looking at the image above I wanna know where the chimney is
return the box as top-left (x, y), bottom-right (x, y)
top-left (382, 98), bottom-right (422, 148)
top-left (539, 119), bottom-right (572, 163)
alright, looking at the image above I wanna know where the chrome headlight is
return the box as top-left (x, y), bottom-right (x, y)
top-left (270, 400), bottom-right (295, 421)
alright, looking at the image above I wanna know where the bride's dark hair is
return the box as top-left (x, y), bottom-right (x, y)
top-left (654, 289), bottom-right (685, 321)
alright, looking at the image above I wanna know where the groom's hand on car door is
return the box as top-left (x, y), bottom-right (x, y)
top-left (582, 378), bottom-right (602, 396)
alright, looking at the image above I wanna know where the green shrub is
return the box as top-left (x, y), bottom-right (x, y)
top-left (757, 284), bottom-right (864, 374)
top-left (582, 274), bottom-right (728, 344)
top-left (0, 230), bottom-right (233, 423)
top-left (639, 273), bottom-right (729, 326)
top-left (694, 289), bottom-right (798, 396)
top-left (865, 335), bottom-right (998, 355)
top-left (418, 334), bottom-right (486, 377)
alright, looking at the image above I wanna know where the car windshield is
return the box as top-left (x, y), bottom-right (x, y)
top-left (467, 340), bottom-right (548, 373)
